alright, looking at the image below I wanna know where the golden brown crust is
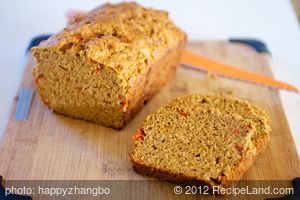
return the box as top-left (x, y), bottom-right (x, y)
top-left (33, 2), bottom-right (186, 79)
top-left (124, 39), bottom-right (186, 125)
top-left (130, 147), bottom-right (257, 189)
top-left (130, 157), bottom-right (214, 187)
top-left (250, 106), bottom-right (271, 154)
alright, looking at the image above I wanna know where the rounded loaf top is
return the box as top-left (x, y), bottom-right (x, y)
top-left (32, 2), bottom-right (187, 77)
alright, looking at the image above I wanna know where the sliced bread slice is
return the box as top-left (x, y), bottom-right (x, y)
top-left (130, 94), bottom-right (271, 187)
top-left (130, 94), bottom-right (263, 188)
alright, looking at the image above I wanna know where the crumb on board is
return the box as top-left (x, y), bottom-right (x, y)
top-left (218, 88), bottom-right (235, 96)
top-left (206, 72), bottom-right (219, 80)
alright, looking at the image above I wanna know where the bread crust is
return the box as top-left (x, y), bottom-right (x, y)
top-left (124, 39), bottom-right (186, 126)
top-left (130, 146), bottom-right (257, 190)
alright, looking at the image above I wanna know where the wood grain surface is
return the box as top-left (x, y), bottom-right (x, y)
top-left (0, 41), bottom-right (299, 199)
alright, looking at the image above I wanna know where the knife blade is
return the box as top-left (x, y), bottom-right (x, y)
top-left (181, 50), bottom-right (299, 93)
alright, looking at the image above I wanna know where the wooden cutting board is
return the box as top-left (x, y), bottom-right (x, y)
top-left (0, 41), bottom-right (299, 198)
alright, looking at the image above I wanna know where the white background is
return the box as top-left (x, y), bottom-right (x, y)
top-left (0, 0), bottom-right (299, 154)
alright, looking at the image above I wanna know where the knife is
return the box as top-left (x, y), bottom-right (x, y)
top-left (181, 50), bottom-right (299, 93)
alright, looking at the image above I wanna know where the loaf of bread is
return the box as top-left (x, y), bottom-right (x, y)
top-left (130, 94), bottom-right (271, 188)
top-left (31, 2), bottom-right (187, 129)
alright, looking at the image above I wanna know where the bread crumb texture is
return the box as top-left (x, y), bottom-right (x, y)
top-left (130, 94), bottom-right (271, 188)
top-left (31, 2), bottom-right (187, 129)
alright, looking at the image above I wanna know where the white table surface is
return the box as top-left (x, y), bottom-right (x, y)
top-left (1, 0), bottom-right (299, 155)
